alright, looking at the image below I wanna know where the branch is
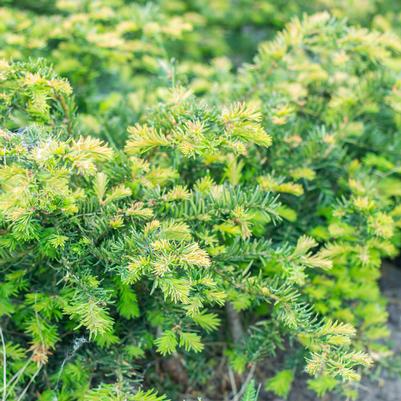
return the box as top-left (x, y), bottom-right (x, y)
top-left (226, 302), bottom-right (244, 344)
top-left (0, 325), bottom-right (6, 401)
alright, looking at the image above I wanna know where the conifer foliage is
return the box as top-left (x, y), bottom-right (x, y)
top-left (0, 2), bottom-right (401, 401)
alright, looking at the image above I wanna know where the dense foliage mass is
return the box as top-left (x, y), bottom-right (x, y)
top-left (1, 2), bottom-right (401, 401)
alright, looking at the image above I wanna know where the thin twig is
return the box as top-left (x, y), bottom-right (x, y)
top-left (6, 359), bottom-right (31, 390)
top-left (6, 360), bottom-right (35, 400)
top-left (15, 365), bottom-right (42, 401)
top-left (228, 366), bottom-right (238, 395)
top-left (0, 325), bottom-right (6, 401)
top-left (231, 364), bottom-right (256, 401)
